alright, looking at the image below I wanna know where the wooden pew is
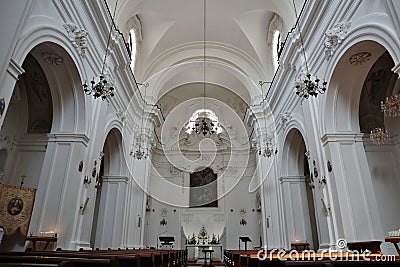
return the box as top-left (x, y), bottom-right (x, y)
top-left (0, 248), bottom-right (187, 267)
top-left (0, 255), bottom-right (119, 267)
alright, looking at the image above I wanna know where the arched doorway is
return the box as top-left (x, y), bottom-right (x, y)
top-left (358, 51), bottom-right (400, 254)
top-left (0, 41), bottom-right (86, 250)
top-left (281, 128), bottom-right (319, 250)
top-left (91, 128), bottom-right (128, 249)
top-left (323, 40), bottom-right (397, 247)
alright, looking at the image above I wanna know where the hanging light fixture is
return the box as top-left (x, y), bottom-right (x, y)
top-left (295, 74), bottom-right (327, 99)
top-left (83, 0), bottom-right (119, 101)
top-left (292, 2), bottom-right (327, 99)
top-left (257, 136), bottom-right (277, 157)
top-left (381, 94), bottom-right (400, 117)
top-left (131, 83), bottom-right (150, 160)
top-left (370, 127), bottom-right (390, 145)
top-left (190, 0), bottom-right (219, 137)
top-left (367, 92), bottom-right (390, 145)
top-left (254, 98), bottom-right (277, 158)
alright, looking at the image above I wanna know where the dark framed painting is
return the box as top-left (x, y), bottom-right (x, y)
top-left (189, 167), bottom-right (218, 208)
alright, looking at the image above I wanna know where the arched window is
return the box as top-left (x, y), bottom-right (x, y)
top-left (272, 30), bottom-right (281, 71)
top-left (126, 15), bottom-right (142, 75)
top-left (267, 14), bottom-right (284, 72)
top-left (130, 28), bottom-right (137, 73)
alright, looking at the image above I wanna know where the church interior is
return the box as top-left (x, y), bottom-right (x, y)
top-left (0, 0), bottom-right (400, 266)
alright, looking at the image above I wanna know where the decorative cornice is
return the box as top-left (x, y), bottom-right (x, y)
top-left (279, 176), bottom-right (306, 184)
top-left (321, 133), bottom-right (364, 146)
top-left (102, 175), bottom-right (129, 183)
top-left (47, 133), bottom-right (90, 146)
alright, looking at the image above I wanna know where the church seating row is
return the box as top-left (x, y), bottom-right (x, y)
top-left (0, 249), bottom-right (187, 267)
top-left (224, 250), bottom-right (400, 267)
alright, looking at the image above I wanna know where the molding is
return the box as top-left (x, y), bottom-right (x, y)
top-left (392, 62), bottom-right (400, 78)
top-left (7, 58), bottom-right (25, 80)
top-left (47, 133), bottom-right (90, 146)
top-left (362, 134), bottom-right (399, 147)
top-left (321, 133), bottom-right (364, 146)
top-left (279, 176), bottom-right (306, 184)
top-left (102, 175), bottom-right (129, 183)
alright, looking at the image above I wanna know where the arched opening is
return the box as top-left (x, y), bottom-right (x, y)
top-left (358, 51), bottom-right (400, 253)
top-left (91, 128), bottom-right (128, 249)
top-left (281, 128), bottom-right (319, 250)
top-left (0, 41), bottom-right (86, 250)
top-left (324, 40), bottom-right (399, 248)
top-left (0, 53), bottom-right (52, 189)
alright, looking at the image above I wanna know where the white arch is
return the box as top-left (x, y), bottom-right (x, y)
top-left (322, 20), bottom-right (400, 134)
top-left (11, 15), bottom-right (88, 134)
top-left (281, 123), bottom-right (308, 177)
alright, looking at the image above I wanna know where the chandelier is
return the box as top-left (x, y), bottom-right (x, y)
top-left (295, 74), bottom-right (327, 99)
top-left (258, 143), bottom-right (277, 158)
top-left (190, 0), bottom-right (219, 137)
top-left (292, 1), bottom-right (327, 99)
top-left (256, 135), bottom-right (277, 158)
top-left (381, 94), bottom-right (400, 117)
top-left (83, 0), bottom-right (118, 101)
top-left (192, 116), bottom-right (219, 136)
top-left (131, 142), bottom-right (149, 160)
top-left (370, 127), bottom-right (389, 145)
top-left (131, 82), bottom-right (151, 160)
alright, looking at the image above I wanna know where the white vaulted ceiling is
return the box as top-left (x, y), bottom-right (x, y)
top-left (108, 0), bottom-right (304, 106)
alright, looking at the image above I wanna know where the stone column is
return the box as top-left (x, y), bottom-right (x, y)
top-left (28, 133), bottom-right (90, 250)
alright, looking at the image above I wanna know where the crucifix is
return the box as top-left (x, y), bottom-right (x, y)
top-left (20, 174), bottom-right (27, 188)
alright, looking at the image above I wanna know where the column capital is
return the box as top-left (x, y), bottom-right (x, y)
top-left (321, 133), bottom-right (364, 145)
top-left (7, 58), bottom-right (25, 80)
top-left (47, 133), bottom-right (90, 146)
top-left (101, 175), bottom-right (129, 183)
top-left (392, 62), bottom-right (400, 78)
top-left (279, 175), bottom-right (306, 184)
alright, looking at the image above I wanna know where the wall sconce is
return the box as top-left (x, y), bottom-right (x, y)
top-left (327, 161), bottom-right (333, 172)
top-left (80, 197), bottom-right (89, 215)
top-left (83, 175), bottom-right (91, 184)
top-left (321, 198), bottom-right (330, 215)
top-left (160, 218), bottom-right (167, 226)
top-left (239, 218), bottom-right (247, 225)
top-left (319, 175), bottom-right (327, 184)
top-left (308, 181), bottom-right (315, 189)
top-left (95, 180), bottom-right (102, 190)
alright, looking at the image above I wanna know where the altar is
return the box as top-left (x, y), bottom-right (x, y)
top-left (185, 244), bottom-right (223, 262)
